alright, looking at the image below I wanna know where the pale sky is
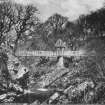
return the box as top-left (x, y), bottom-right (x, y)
top-left (12, 0), bottom-right (105, 22)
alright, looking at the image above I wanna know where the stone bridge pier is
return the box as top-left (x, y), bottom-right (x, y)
top-left (57, 56), bottom-right (64, 68)
top-left (55, 39), bottom-right (66, 69)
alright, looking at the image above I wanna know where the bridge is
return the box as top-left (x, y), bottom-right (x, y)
top-left (15, 50), bottom-right (87, 57)
top-left (15, 39), bottom-right (90, 57)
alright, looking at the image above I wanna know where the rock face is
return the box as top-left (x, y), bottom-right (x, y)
top-left (38, 67), bottom-right (69, 88)
top-left (7, 53), bottom-right (29, 80)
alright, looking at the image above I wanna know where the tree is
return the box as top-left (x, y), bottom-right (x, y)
top-left (76, 7), bottom-right (105, 40)
top-left (0, 1), bottom-right (16, 46)
top-left (35, 14), bottom-right (69, 50)
top-left (13, 4), bottom-right (40, 52)
top-left (0, 1), bottom-right (40, 53)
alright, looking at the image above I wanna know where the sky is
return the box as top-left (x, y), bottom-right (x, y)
top-left (11, 0), bottom-right (105, 22)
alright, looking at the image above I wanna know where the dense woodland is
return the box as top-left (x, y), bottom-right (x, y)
top-left (0, 1), bottom-right (105, 104)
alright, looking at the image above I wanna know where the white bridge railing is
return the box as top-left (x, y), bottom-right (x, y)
top-left (15, 50), bottom-right (91, 57)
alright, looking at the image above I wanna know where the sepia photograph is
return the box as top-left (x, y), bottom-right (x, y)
top-left (0, 0), bottom-right (105, 104)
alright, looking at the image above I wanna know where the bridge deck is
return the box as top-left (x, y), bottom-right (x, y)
top-left (15, 50), bottom-right (88, 57)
